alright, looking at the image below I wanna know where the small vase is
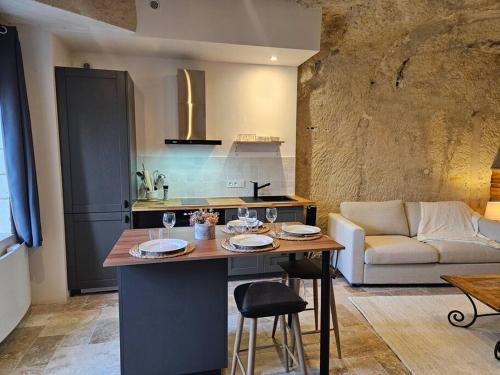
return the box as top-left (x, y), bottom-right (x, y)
top-left (194, 223), bottom-right (215, 240)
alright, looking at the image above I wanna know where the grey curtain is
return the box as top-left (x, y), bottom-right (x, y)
top-left (0, 26), bottom-right (42, 247)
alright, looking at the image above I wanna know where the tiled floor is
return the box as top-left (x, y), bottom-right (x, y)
top-left (0, 278), bottom-right (462, 374)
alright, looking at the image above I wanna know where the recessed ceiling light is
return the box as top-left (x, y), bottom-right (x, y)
top-left (270, 56), bottom-right (277, 62)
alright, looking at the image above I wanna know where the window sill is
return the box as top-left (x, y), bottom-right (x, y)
top-left (0, 234), bottom-right (16, 256)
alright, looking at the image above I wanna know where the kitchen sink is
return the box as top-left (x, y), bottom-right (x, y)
top-left (239, 195), bottom-right (296, 203)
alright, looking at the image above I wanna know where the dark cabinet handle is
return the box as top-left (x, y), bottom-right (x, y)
top-left (124, 215), bottom-right (130, 224)
top-left (124, 200), bottom-right (130, 209)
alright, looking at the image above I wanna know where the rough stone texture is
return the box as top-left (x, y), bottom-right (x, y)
top-left (296, 0), bottom-right (500, 228)
top-left (35, 0), bottom-right (136, 31)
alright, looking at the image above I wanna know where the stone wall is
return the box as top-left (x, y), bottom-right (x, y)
top-left (35, 0), bottom-right (136, 31)
top-left (296, 0), bottom-right (500, 228)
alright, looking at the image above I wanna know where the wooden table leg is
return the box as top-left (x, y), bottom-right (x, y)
top-left (320, 250), bottom-right (331, 375)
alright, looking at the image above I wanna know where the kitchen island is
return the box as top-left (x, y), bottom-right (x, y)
top-left (132, 195), bottom-right (317, 277)
top-left (103, 225), bottom-right (343, 375)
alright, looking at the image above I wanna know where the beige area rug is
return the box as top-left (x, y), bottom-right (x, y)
top-left (350, 295), bottom-right (500, 375)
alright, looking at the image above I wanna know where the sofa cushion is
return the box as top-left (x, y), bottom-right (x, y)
top-left (404, 202), bottom-right (421, 237)
top-left (364, 235), bottom-right (439, 265)
top-left (341, 200), bottom-right (409, 236)
top-left (478, 218), bottom-right (500, 242)
top-left (428, 241), bottom-right (500, 264)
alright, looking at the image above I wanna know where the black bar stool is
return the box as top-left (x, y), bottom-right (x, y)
top-left (271, 255), bottom-right (342, 358)
top-left (231, 281), bottom-right (308, 375)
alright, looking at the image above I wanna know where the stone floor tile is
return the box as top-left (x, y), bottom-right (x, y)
top-left (89, 319), bottom-right (119, 344)
top-left (39, 310), bottom-right (99, 337)
top-left (58, 320), bottom-right (98, 348)
top-left (344, 355), bottom-right (390, 375)
top-left (335, 304), bottom-right (367, 328)
top-left (29, 304), bottom-right (66, 315)
top-left (386, 288), bottom-right (430, 296)
top-left (18, 313), bottom-right (54, 329)
top-left (44, 341), bottom-right (120, 375)
top-left (63, 295), bottom-right (89, 312)
top-left (373, 352), bottom-right (410, 375)
top-left (81, 298), bottom-right (118, 312)
top-left (0, 366), bottom-right (45, 375)
top-left (0, 327), bottom-right (43, 370)
top-left (97, 305), bottom-right (119, 320)
top-left (423, 286), bottom-right (461, 295)
top-left (17, 335), bottom-right (63, 368)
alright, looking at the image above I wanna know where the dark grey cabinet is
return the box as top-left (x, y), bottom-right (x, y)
top-left (56, 67), bottom-right (136, 293)
top-left (65, 213), bottom-right (130, 290)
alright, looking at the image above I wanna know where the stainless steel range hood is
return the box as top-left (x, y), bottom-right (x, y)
top-left (165, 69), bottom-right (221, 145)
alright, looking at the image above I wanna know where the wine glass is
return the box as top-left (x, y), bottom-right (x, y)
top-left (266, 207), bottom-right (278, 235)
top-left (245, 209), bottom-right (258, 233)
top-left (163, 212), bottom-right (176, 238)
top-left (237, 207), bottom-right (249, 232)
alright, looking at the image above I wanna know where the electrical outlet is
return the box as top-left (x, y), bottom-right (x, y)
top-left (226, 179), bottom-right (245, 188)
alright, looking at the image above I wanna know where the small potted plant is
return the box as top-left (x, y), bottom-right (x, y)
top-left (189, 209), bottom-right (219, 240)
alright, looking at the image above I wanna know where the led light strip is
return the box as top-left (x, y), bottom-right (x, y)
top-left (183, 69), bottom-right (193, 140)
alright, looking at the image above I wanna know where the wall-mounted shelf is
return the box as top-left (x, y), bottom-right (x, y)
top-left (233, 140), bottom-right (284, 145)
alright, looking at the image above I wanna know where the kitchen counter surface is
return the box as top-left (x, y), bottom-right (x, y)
top-left (132, 194), bottom-right (315, 212)
top-left (104, 224), bottom-right (342, 267)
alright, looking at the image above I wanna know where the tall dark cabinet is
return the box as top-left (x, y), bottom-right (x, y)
top-left (55, 67), bottom-right (136, 294)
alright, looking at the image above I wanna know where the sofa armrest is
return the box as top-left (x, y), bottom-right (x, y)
top-left (479, 218), bottom-right (500, 242)
top-left (328, 213), bottom-right (365, 285)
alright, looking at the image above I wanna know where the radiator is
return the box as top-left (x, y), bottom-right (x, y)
top-left (0, 243), bottom-right (31, 342)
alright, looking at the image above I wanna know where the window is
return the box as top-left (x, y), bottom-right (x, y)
top-left (0, 112), bottom-right (13, 242)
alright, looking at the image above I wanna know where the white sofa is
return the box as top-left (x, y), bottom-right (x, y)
top-left (329, 200), bottom-right (500, 285)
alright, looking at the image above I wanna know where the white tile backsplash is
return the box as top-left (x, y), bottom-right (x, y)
top-left (138, 155), bottom-right (295, 198)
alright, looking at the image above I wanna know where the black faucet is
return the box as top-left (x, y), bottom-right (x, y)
top-left (250, 181), bottom-right (271, 198)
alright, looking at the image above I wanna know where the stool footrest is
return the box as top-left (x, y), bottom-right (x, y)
top-left (235, 336), bottom-right (300, 371)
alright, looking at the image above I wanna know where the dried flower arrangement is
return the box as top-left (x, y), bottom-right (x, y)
top-left (189, 209), bottom-right (220, 226)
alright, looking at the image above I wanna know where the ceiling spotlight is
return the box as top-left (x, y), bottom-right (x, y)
top-left (270, 56), bottom-right (277, 62)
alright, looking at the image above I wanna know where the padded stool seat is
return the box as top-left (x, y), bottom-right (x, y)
top-left (278, 258), bottom-right (336, 279)
top-left (235, 281), bottom-right (307, 318)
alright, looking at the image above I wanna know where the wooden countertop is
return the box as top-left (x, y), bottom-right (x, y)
top-left (132, 194), bottom-right (315, 212)
top-left (104, 224), bottom-right (344, 267)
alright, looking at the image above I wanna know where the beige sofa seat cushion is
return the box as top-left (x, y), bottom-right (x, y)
top-left (341, 200), bottom-right (409, 236)
top-left (364, 235), bottom-right (439, 265)
top-left (404, 202), bottom-right (421, 237)
top-left (428, 241), bottom-right (500, 264)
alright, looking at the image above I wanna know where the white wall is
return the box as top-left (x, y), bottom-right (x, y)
top-left (136, 0), bottom-right (321, 51)
top-left (71, 53), bottom-right (298, 198)
top-left (17, 25), bottom-right (68, 304)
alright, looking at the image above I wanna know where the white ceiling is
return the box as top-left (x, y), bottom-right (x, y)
top-left (55, 31), bottom-right (317, 66)
top-left (0, 0), bottom-right (320, 67)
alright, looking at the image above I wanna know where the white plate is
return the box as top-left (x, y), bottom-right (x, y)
top-left (227, 219), bottom-right (263, 228)
top-left (229, 234), bottom-right (273, 248)
top-left (282, 225), bottom-right (321, 235)
top-left (138, 239), bottom-right (188, 254)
